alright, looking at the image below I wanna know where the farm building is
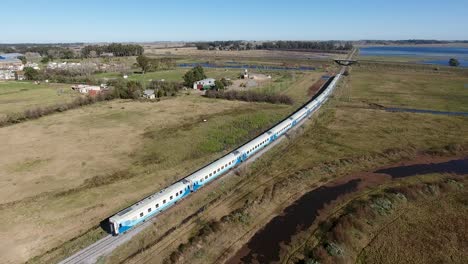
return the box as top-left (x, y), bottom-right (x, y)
top-left (143, 89), bottom-right (155, 99)
top-left (193, 78), bottom-right (215, 90)
top-left (71, 84), bottom-right (102, 94)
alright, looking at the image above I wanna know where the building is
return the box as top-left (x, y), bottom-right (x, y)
top-left (193, 78), bottom-right (215, 90)
top-left (0, 70), bottom-right (15, 80)
top-left (25, 62), bottom-right (40, 70)
top-left (143, 89), bottom-right (155, 99)
top-left (71, 84), bottom-right (102, 94)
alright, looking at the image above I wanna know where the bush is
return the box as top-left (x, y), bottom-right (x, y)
top-left (204, 90), bottom-right (293, 105)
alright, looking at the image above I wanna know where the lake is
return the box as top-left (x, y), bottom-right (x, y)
top-left (359, 46), bottom-right (468, 67)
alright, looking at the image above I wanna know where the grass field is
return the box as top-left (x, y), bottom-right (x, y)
top-left (1, 66), bottom-right (321, 264)
top-left (96, 64), bottom-right (468, 264)
top-left (345, 66), bottom-right (468, 112)
top-left (357, 182), bottom-right (468, 264)
top-left (0, 81), bottom-right (79, 119)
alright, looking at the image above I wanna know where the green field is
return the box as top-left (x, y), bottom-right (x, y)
top-left (0, 81), bottom-right (79, 119)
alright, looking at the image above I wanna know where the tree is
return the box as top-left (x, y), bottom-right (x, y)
top-left (220, 78), bottom-right (233, 87)
top-left (183, 66), bottom-right (207, 87)
top-left (24, 67), bottom-right (39, 80)
top-left (156, 89), bottom-right (163, 98)
top-left (126, 80), bottom-right (143, 99)
top-left (214, 80), bottom-right (225, 90)
top-left (449, 58), bottom-right (460, 67)
top-left (18, 56), bottom-right (27, 64)
top-left (136, 55), bottom-right (151, 73)
top-left (40, 56), bottom-right (50, 64)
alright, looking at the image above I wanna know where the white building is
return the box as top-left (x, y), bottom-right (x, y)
top-left (25, 62), bottom-right (40, 70)
top-left (193, 78), bottom-right (215, 90)
top-left (143, 89), bottom-right (155, 99)
top-left (71, 84), bottom-right (101, 94)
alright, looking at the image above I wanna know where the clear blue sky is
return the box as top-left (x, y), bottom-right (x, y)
top-left (3, 0), bottom-right (468, 43)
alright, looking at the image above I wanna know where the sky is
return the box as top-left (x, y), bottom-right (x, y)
top-left (2, 0), bottom-right (468, 43)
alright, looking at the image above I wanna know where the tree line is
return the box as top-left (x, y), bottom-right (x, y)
top-left (81, 43), bottom-right (144, 57)
top-left (258, 41), bottom-right (353, 51)
top-left (194, 41), bottom-right (353, 51)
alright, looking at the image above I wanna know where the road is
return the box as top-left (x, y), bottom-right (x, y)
top-left (59, 52), bottom-right (352, 264)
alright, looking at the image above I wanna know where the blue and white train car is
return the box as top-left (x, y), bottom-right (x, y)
top-left (267, 119), bottom-right (293, 142)
top-left (109, 180), bottom-right (191, 235)
top-left (235, 132), bottom-right (272, 161)
top-left (185, 153), bottom-right (239, 191)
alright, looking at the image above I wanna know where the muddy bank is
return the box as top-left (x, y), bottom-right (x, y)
top-left (227, 179), bottom-right (361, 264)
top-left (227, 156), bottom-right (468, 264)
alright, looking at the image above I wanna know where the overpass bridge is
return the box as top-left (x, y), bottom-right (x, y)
top-left (334, 59), bottom-right (358, 66)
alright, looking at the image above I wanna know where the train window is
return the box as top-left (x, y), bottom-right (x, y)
top-left (148, 208), bottom-right (151, 213)
top-left (200, 178), bottom-right (203, 182)
top-left (176, 192), bottom-right (179, 196)
top-left (156, 204), bottom-right (159, 208)
top-left (247, 151), bottom-right (249, 154)
top-left (213, 170), bottom-right (216, 174)
top-left (228, 161), bottom-right (231, 165)
top-left (209, 173), bottom-right (212, 176)
top-left (171, 196), bottom-right (174, 200)
top-left (217, 168), bottom-right (220, 172)
top-left (205, 175), bottom-right (208, 179)
top-left (180, 190), bottom-right (183, 194)
top-left (140, 212), bottom-right (144, 217)
top-left (163, 199), bottom-right (166, 204)
top-left (221, 166), bottom-right (224, 169)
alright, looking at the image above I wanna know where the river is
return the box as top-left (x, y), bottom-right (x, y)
top-left (359, 46), bottom-right (468, 67)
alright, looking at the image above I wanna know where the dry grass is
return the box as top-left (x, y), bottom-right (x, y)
top-left (357, 183), bottom-right (468, 264)
top-left (344, 66), bottom-right (468, 112)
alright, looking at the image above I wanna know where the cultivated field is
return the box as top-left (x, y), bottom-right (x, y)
top-left (0, 81), bottom-right (78, 119)
top-left (1, 68), bottom-right (321, 263)
top-left (97, 64), bottom-right (468, 264)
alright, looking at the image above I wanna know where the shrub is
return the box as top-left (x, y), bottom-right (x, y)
top-left (204, 90), bottom-right (293, 105)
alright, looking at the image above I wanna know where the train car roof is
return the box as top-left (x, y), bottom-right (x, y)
top-left (111, 181), bottom-right (189, 221)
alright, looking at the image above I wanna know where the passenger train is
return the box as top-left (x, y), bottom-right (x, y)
top-left (109, 74), bottom-right (342, 235)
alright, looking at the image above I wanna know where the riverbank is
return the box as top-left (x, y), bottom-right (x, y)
top-left (230, 155), bottom-right (467, 263)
